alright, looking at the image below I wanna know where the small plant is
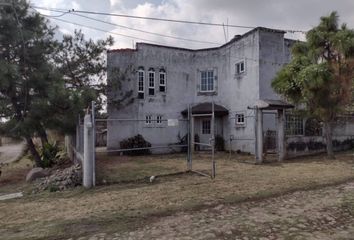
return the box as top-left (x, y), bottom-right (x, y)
top-left (177, 133), bottom-right (188, 152)
top-left (40, 142), bottom-right (61, 168)
top-left (48, 184), bottom-right (59, 192)
top-left (120, 134), bottom-right (151, 155)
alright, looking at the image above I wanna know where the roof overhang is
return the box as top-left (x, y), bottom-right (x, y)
top-left (181, 102), bottom-right (229, 117)
top-left (249, 99), bottom-right (294, 110)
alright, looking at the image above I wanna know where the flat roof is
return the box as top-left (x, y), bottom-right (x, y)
top-left (107, 27), bottom-right (286, 53)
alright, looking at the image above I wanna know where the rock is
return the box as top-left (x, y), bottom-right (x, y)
top-left (26, 167), bottom-right (50, 182)
top-left (32, 164), bottom-right (82, 193)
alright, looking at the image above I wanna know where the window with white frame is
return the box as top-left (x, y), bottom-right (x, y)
top-left (286, 114), bottom-right (304, 135)
top-left (200, 70), bottom-right (214, 92)
top-left (202, 119), bottom-right (211, 134)
top-left (235, 113), bottom-right (245, 126)
top-left (159, 69), bottom-right (166, 92)
top-left (148, 68), bottom-right (155, 96)
top-left (137, 67), bottom-right (144, 99)
top-left (235, 61), bottom-right (245, 75)
top-left (145, 115), bottom-right (152, 125)
top-left (156, 115), bottom-right (163, 125)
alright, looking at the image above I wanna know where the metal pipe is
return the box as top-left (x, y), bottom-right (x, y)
top-left (191, 170), bottom-right (212, 178)
top-left (192, 142), bottom-right (212, 147)
top-left (211, 101), bottom-right (216, 179)
top-left (191, 113), bottom-right (213, 117)
top-left (91, 101), bottom-right (96, 186)
top-left (96, 118), bottom-right (188, 122)
top-left (101, 144), bottom-right (189, 153)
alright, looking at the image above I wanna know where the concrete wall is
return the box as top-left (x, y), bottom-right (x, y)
top-left (107, 28), bottom-right (294, 154)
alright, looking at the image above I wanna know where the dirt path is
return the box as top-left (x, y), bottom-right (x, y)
top-left (78, 182), bottom-right (354, 240)
top-left (0, 142), bottom-right (25, 164)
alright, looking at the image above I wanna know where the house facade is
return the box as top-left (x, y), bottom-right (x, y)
top-left (106, 27), bottom-right (296, 154)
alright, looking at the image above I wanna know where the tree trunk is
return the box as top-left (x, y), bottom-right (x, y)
top-left (324, 121), bottom-right (335, 159)
top-left (26, 137), bottom-right (42, 167)
top-left (38, 127), bottom-right (48, 146)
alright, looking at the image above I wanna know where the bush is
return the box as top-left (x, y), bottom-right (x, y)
top-left (307, 141), bottom-right (326, 151)
top-left (120, 134), bottom-right (151, 155)
top-left (287, 141), bottom-right (307, 152)
top-left (40, 142), bottom-right (60, 168)
top-left (215, 135), bottom-right (225, 151)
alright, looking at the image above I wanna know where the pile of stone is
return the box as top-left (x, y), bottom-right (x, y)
top-left (33, 164), bottom-right (82, 193)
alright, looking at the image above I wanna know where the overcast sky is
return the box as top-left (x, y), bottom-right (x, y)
top-left (31, 0), bottom-right (354, 50)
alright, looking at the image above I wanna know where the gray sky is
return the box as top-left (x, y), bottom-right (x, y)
top-left (31, 0), bottom-right (354, 49)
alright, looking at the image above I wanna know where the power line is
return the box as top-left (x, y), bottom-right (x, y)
top-left (69, 12), bottom-right (221, 45)
top-left (31, 5), bottom-right (307, 34)
top-left (34, 9), bottom-right (294, 65)
top-left (31, 7), bottom-right (222, 45)
top-left (48, 16), bottom-right (172, 45)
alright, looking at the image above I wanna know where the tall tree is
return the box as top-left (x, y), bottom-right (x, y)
top-left (0, 0), bottom-right (113, 166)
top-left (272, 12), bottom-right (354, 159)
top-left (0, 0), bottom-right (61, 165)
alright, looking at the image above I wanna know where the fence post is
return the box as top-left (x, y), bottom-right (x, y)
top-left (255, 108), bottom-right (263, 164)
top-left (83, 114), bottom-right (94, 188)
top-left (277, 109), bottom-right (285, 161)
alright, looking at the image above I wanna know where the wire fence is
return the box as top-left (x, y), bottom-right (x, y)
top-left (84, 103), bottom-right (218, 185)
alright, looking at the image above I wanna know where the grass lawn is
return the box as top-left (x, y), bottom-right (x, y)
top-left (1, 151), bottom-right (354, 239)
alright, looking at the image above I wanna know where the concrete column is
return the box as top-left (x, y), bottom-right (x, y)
top-left (277, 109), bottom-right (285, 161)
top-left (83, 114), bottom-right (94, 188)
top-left (191, 116), bottom-right (195, 153)
top-left (256, 108), bottom-right (263, 164)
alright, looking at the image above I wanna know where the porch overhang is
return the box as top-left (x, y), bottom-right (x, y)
top-left (181, 102), bottom-right (229, 117)
top-left (249, 99), bottom-right (294, 110)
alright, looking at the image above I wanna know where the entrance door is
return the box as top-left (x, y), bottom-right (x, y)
top-left (199, 118), bottom-right (212, 149)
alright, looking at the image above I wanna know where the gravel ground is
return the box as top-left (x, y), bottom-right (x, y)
top-left (74, 181), bottom-right (354, 240)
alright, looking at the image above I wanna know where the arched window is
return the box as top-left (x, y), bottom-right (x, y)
top-left (159, 68), bottom-right (166, 93)
top-left (137, 67), bottom-right (144, 99)
top-left (148, 68), bottom-right (155, 96)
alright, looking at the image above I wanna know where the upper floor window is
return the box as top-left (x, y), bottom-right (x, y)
top-left (159, 69), bottom-right (166, 93)
top-left (286, 114), bottom-right (304, 135)
top-left (201, 70), bottom-right (214, 92)
top-left (148, 68), bottom-right (155, 96)
top-left (137, 67), bottom-right (144, 99)
top-left (145, 115), bottom-right (152, 125)
top-left (236, 61), bottom-right (245, 75)
top-left (235, 113), bottom-right (245, 126)
top-left (156, 115), bottom-right (163, 125)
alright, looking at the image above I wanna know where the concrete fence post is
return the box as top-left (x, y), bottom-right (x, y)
top-left (83, 114), bottom-right (94, 188)
top-left (255, 108), bottom-right (263, 164)
top-left (277, 109), bottom-right (285, 161)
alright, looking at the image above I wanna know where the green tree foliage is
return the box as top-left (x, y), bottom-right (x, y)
top-left (272, 12), bottom-right (354, 159)
top-left (0, 0), bottom-right (113, 166)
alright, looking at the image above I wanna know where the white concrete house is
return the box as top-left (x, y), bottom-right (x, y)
top-left (106, 27), bottom-right (298, 155)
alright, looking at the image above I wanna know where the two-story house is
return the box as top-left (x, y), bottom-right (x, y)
top-left (106, 27), bottom-right (296, 154)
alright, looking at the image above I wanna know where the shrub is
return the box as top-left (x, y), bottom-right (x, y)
top-left (120, 134), bottom-right (151, 155)
top-left (40, 142), bottom-right (60, 168)
top-left (307, 141), bottom-right (326, 151)
top-left (332, 139), bottom-right (341, 148)
top-left (342, 139), bottom-right (354, 149)
top-left (287, 141), bottom-right (307, 152)
top-left (215, 135), bottom-right (225, 151)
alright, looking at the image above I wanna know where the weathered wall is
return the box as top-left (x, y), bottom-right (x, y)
top-left (107, 28), bottom-right (294, 154)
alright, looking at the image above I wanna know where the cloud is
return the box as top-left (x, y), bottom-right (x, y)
top-left (31, 0), bottom-right (354, 49)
